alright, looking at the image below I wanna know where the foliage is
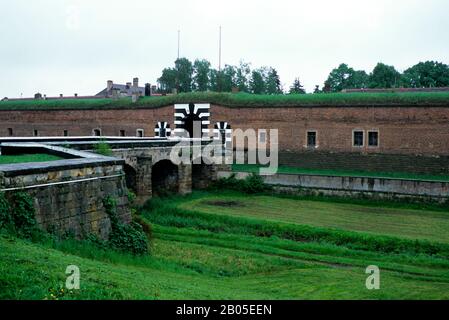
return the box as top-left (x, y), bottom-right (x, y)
top-left (0, 193), bottom-right (12, 230)
top-left (94, 140), bottom-right (112, 156)
top-left (175, 58), bottom-right (194, 93)
top-left (144, 193), bottom-right (449, 258)
top-left (2, 91), bottom-right (449, 110)
top-left (249, 69), bottom-right (266, 94)
top-left (0, 192), bottom-right (37, 238)
top-left (324, 63), bottom-right (369, 92)
top-left (103, 196), bottom-right (148, 255)
top-left (368, 63), bottom-right (401, 88)
top-left (193, 59), bottom-right (211, 92)
top-left (289, 78), bottom-right (306, 94)
top-left (210, 173), bottom-right (271, 194)
top-left (0, 154), bottom-right (63, 164)
top-left (402, 61), bottom-right (449, 88)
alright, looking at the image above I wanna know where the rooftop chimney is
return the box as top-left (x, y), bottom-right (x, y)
top-left (107, 80), bottom-right (113, 91)
top-left (133, 77), bottom-right (139, 88)
top-left (126, 82), bottom-right (131, 89)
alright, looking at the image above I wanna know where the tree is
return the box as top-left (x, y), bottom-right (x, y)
top-left (289, 78), bottom-right (306, 94)
top-left (368, 63), bottom-right (401, 88)
top-left (157, 68), bottom-right (177, 93)
top-left (266, 67), bottom-right (283, 94)
top-left (235, 60), bottom-right (251, 92)
top-left (313, 85), bottom-right (321, 94)
top-left (250, 69), bottom-right (266, 94)
top-left (208, 69), bottom-right (220, 92)
top-left (193, 59), bottom-right (211, 92)
top-left (221, 65), bottom-right (237, 92)
top-left (324, 63), bottom-right (368, 92)
top-left (174, 58), bottom-right (194, 92)
top-left (402, 61), bottom-right (449, 88)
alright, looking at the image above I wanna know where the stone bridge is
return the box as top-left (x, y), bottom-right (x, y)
top-left (0, 137), bottom-right (229, 199)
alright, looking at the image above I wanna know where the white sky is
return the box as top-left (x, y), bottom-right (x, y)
top-left (0, 0), bottom-right (448, 98)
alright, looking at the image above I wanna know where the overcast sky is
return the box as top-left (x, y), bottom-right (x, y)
top-left (0, 0), bottom-right (448, 98)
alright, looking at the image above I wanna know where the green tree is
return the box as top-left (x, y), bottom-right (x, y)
top-left (221, 65), bottom-right (237, 92)
top-left (157, 68), bottom-right (177, 93)
top-left (266, 67), bottom-right (283, 94)
top-left (289, 78), bottom-right (306, 94)
top-left (313, 85), bottom-right (321, 94)
top-left (402, 61), bottom-right (449, 88)
top-left (175, 58), bottom-right (194, 92)
top-left (208, 69), bottom-right (220, 92)
top-left (193, 59), bottom-right (211, 92)
top-left (250, 69), bottom-right (266, 94)
top-left (235, 60), bottom-right (251, 92)
top-left (324, 63), bottom-right (368, 92)
top-left (368, 63), bottom-right (401, 88)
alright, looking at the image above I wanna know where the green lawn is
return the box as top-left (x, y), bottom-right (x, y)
top-left (233, 164), bottom-right (449, 182)
top-left (0, 154), bottom-right (63, 165)
top-left (178, 192), bottom-right (449, 243)
top-left (1, 91), bottom-right (449, 110)
top-left (2, 191), bottom-right (449, 300)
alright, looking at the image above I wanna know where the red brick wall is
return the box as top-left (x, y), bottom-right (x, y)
top-left (211, 104), bottom-right (449, 156)
top-left (0, 107), bottom-right (174, 138)
top-left (2, 104), bottom-right (449, 156)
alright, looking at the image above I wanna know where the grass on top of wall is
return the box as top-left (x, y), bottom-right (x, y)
top-left (232, 164), bottom-right (449, 182)
top-left (1, 91), bottom-right (449, 110)
top-left (0, 154), bottom-right (63, 165)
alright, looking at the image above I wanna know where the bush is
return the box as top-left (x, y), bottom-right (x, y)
top-left (94, 140), bottom-right (112, 156)
top-left (0, 193), bottom-right (12, 230)
top-left (0, 191), bottom-right (37, 238)
top-left (103, 196), bottom-right (149, 255)
top-left (210, 173), bottom-right (270, 194)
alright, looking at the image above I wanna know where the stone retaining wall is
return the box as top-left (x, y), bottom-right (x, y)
top-left (219, 171), bottom-right (449, 201)
top-left (0, 158), bottom-right (131, 239)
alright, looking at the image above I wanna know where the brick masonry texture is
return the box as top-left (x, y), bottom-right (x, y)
top-left (2, 103), bottom-right (449, 172)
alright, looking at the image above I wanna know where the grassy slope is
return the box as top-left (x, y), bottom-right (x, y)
top-left (0, 154), bottom-right (63, 165)
top-left (1, 92), bottom-right (449, 110)
top-left (233, 164), bottom-right (449, 182)
top-left (2, 230), bottom-right (449, 300)
top-left (178, 192), bottom-right (449, 243)
top-left (2, 191), bottom-right (449, 300)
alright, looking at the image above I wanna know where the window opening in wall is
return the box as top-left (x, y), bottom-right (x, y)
top-left (63, 130), bottom-right (68, 137)
top-left (33, 129), bottom-right (39, 137)
top-left (307, 131), bottom-right (317, 147)
top-left (119, 130), bottom-right (126, 137)
top-left (368, 131), bottom-right (379, 147)
top-left (353, 130), bottom-right (364, 147)
top-left (136, 129), bottom-right (144, 137)
top-left (7, 128), bottom-right (13, 136)
top-left (93, 129), bottom-right (101, 136)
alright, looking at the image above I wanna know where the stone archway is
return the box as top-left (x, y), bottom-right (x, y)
top-left (123, 164), bottom-right (137, 192)
top-left (151, 160), bottom-right (179, 195)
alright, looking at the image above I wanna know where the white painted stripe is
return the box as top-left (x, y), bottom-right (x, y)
top-left (175, 104), bottom-right (189, 110)
top-left (174, 121), bottom-right (184, 125)
top-left (194, 104), bottom-right (210, 113)
top-left (202, 121), bottom-right (210, 125)
top-left (198, 113), bottom-right (210, 118)
top-left (174, 113), bottom-right (185, 118)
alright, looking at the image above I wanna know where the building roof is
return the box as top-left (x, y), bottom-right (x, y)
top-left (96, 84), bottom-right (145, 97)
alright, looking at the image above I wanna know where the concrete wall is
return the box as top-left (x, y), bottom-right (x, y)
top-left (0, 158), bottom-right (131, 239)
top-left (219, 171), bottom-right (449, 201)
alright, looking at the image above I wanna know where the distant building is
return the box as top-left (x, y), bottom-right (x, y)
top-left (96, 78), bottom-right (150, 98)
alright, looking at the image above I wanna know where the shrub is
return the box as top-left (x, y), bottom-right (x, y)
top-left (210, 173), bottom-right (270, 194)
top-left (103, 196), bottom-right (149, 255)
top-left (94, 140), bottom-right (112, 156)
top-left (0, 192), bottom-right (37, 238)
top-left (0, 192), bottom-right (12, 230)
